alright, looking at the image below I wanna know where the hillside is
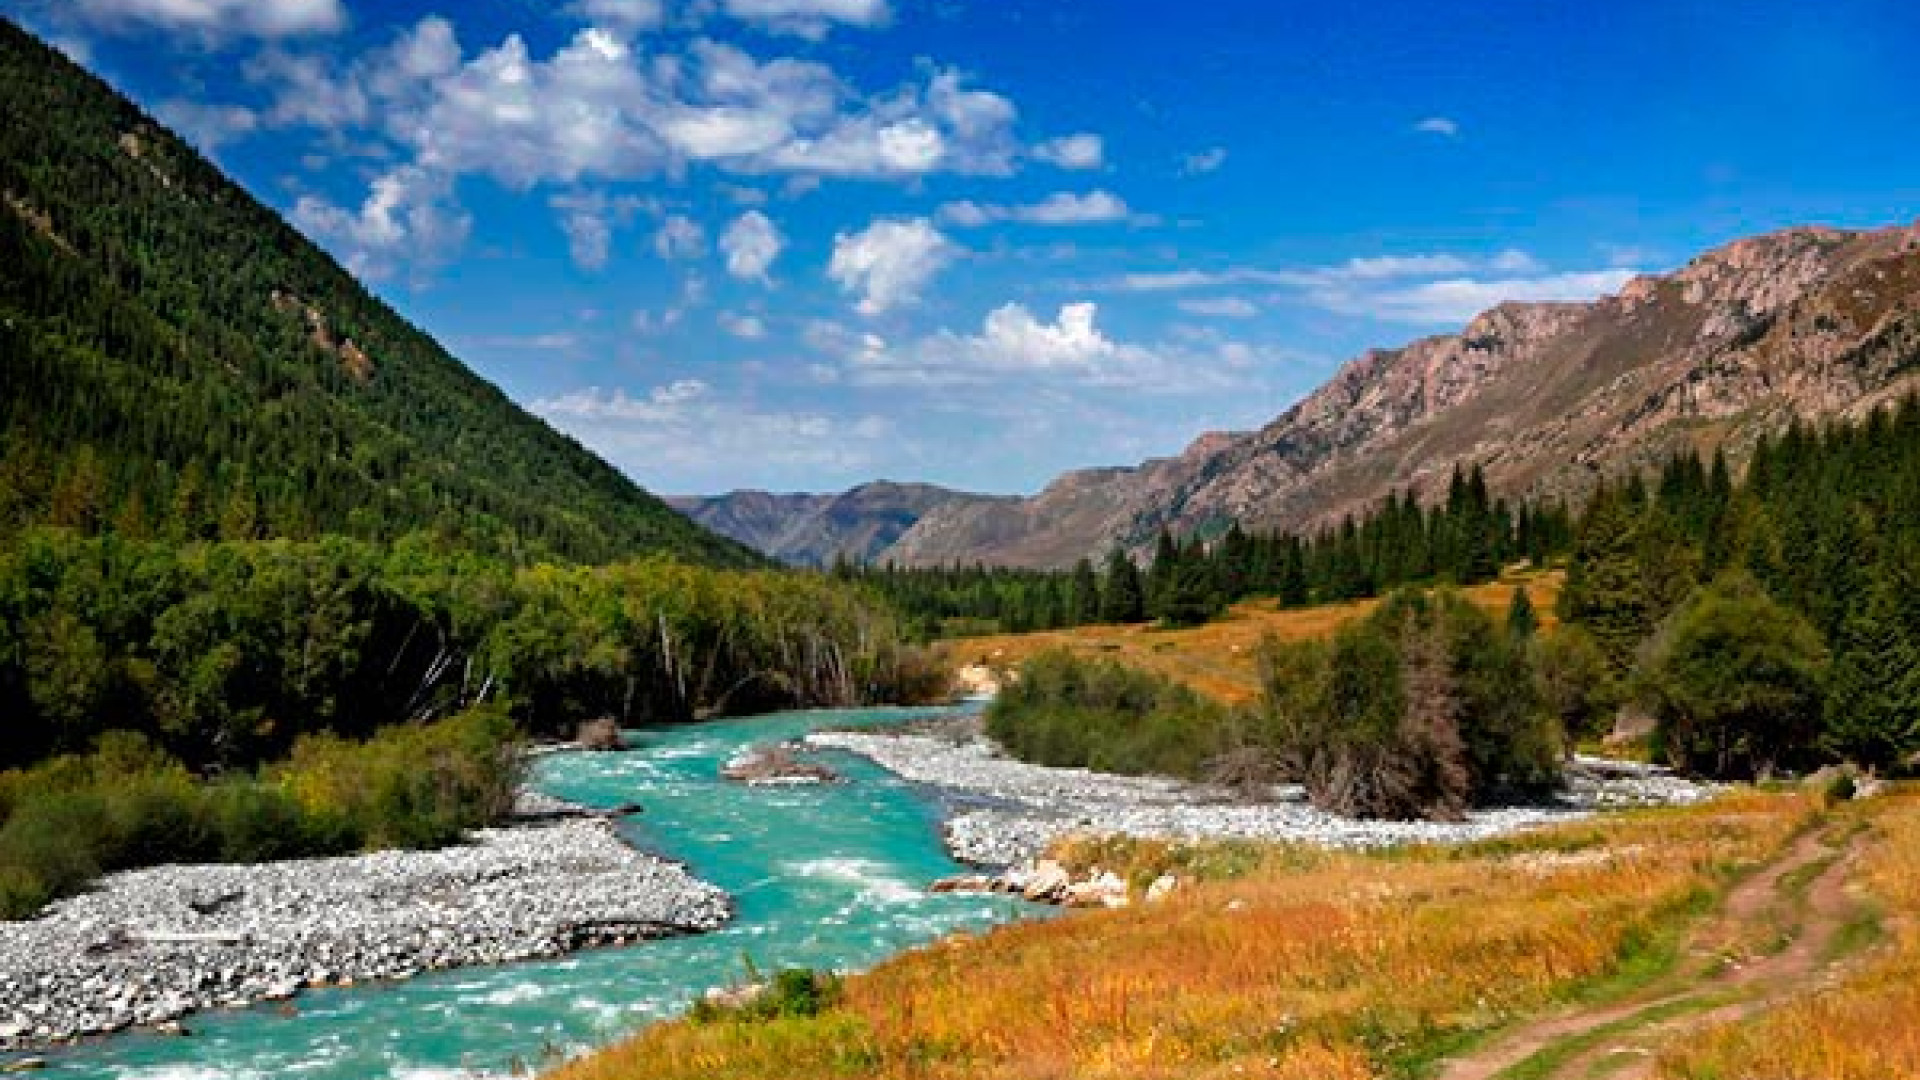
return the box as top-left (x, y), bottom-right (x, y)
top-left (0, 20), bottom-right (757, 567)
top-left (671, 481), bottom-right (998, 567)
top-left (887, 223), bottom-right (1920, 567)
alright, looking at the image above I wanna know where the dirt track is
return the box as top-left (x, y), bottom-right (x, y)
top-left (1433, 820), bottom-right (1866, 1080)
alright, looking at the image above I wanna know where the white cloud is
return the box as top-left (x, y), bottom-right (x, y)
top-left (938, 189), bottom-right (1137, 228)
top-left (565, 0), bottom-right (666, 32)
top-left (1331, 270), bottom-right (1639, 324)
top-left (1103, 250), bottom-right (1638, 326)
top-left (1033, 133), bottom-right (1104, 170)
top-left (654, 214), bottom-right (708, 260)
top-left (722, 0), bottom-right (892, 40)
top-left (70, 0), bottom-right (345, 39)
top-left (533, 381), bottom-right (897, 490)
top-left (718, 311), bottom-right (768, 339)
top-left (1180, 146), bottom-right (1228, 175)
top-left (548, 191), bottom-right (641, 271)
top-left (827, 218), bottom-right (956, 315)
top-left (153, 98), bottom-right (259, 150)
top-left (1178, 296), bottom-right (1259, 318)
top-left (292, 165), bottom-right (471, 280)
top-left (719, 209), bottom-right (784, 282)
top-left (1414, 116), bottom-right (1460, 137)
top-left (837, 302), bottom-right (1250, 392)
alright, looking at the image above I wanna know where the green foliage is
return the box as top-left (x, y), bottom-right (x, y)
top-left (1255, 588), bottom-right (1563, 820)
top-left (1559, 404), bottom-right (1920, 774)
top-left (0, 714), bottom-right (514, 918)
top-left (0, 22), bottom-right (756, 567)
top-left (985, 650), bottom-right (1230, 780)
top-left (1637, 572), bottom-right (1828, 780)
top-left (1532, 625), bottom-right (1621, 745)
top-left (1821, 578), bottom-right (1920, 768)
top-left (0, 529), bottom-right (939, 771)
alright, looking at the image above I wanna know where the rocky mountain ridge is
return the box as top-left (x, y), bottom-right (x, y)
top-left (670, 481), bottom-right (1000, 567)
top-left (880, 221), bottom-right (1920, 567)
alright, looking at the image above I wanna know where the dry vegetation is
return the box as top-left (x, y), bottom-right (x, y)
top-left (941, 571), bottom-right (1561, 706)
top-left (1655, 793), bottom-right (1920, 1080)
top-left (551, 791), bottom-right (1812, 1080)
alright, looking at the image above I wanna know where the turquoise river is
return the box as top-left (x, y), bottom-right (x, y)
top-left (26, 704), bottom-right (1039, 1079)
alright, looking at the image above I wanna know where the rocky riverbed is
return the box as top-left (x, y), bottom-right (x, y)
top-left (0, 801), bottom-right (730, 1052)
top-left (808, 722), bottom-right (1715, 867)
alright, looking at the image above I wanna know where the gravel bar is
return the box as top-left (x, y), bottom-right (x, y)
top-left (0, 798), bottom-right (730, 1051)
top-left (807, 727), bottom-right (1716, 867)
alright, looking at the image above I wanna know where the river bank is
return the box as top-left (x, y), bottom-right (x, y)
top-left (0, 793), bottom-right (729, 1052)
top-left (807, 717), bottom-right (1715, 866)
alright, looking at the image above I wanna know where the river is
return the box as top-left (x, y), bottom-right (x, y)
top-left (33, 704), bottom-right (1036, 1079)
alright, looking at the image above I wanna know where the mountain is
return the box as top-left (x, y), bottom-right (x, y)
top-left (671, 481), bottom-right (1001, 567)
top-left (887, 222), bottom-right (1920, 567)
top-left (0, 20), bottom-right (758, 567)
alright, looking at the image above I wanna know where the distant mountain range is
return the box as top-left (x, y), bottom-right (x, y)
top-left (0, 19), bottom-right (757, 567)
top-left (670, 482), bottom-right (1000, 567)
top-left (717, 222), bottom-right (1920, 568)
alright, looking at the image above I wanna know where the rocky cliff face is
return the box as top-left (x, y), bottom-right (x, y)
top-left (671, 481), bottom-right (1000, 567)
top-left (885, 222), bottom-right (1920, 568)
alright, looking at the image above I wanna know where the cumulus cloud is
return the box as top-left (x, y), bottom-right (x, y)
top-left (827, 218), bottom-right (956, 315)
top-left (69, 0), bottom-right (346, 39)
top-left (1033, 133), bottom-right (1104, 170)
top-left (1180, 146), bottom-right (1228, 175)
top-left (937, 189), bottom-right (1137, 228)
top-left (255, 27), bottom-right (1024, 191)
top-left (719, 209), bottom-right (783, 282)
top-left (291, 165), bottom-right (471, 280)
top-left (654, 214), bottom-right (707, 260)
top-left (1414, 116), bottom-right (1460, 137)
top-left (533, 380), bottom-right (897, 491)
top-left (833, 302), bottom-right (1253, 392)
top-left (723, 0), bottom-right (892, 39)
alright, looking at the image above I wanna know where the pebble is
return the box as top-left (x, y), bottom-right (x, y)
top-left (0, 799), bottom-right (731, 1052)
top-left (807, 730), bottom-right (1717, 868)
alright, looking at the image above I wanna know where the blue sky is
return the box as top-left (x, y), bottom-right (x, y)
top-left (10, 0), bottom-right (1920, 496)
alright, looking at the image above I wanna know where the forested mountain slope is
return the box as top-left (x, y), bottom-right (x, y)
top-left (0, 20), bottom-right (757, 567)
top-left (887, 223), bottom-right (1920, 567)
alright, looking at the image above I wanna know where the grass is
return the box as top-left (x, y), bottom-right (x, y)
top-left (550, 791), bottom-right (1814, 1080)
top-left (940, 571), bottom-right (1562, 706)
top-left (1653, 792), bottom-right (1920, 1080)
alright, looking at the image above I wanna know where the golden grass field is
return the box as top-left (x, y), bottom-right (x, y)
top-left (547, 790), bottom-right (1920, 1080)
top-left (938, 571), bottom-right (1563, 706)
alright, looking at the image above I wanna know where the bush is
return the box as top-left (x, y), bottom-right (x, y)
top-left (986, 650), bottom-right (1229, 780)
top-left (0, 710), bottom-right (521, 920)
top-left (1257, 587), bottom-right (1565, 820)
top-left (1636, 572), bottom-right (1828, 780)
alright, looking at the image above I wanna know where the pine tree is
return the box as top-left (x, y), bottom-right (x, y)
top-left (1099, 546), bottom-right (1145, 623)
top-left (1822, 577), bottom-right (1920, 768)
top-left (1506, 585), bottom-right (1539, 641)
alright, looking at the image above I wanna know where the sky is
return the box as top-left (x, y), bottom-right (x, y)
top-left (8, 0), bottom-right (1920, 497)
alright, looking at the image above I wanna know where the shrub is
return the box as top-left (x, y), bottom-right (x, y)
top-left (986, 650), bottom-right (1229, 780)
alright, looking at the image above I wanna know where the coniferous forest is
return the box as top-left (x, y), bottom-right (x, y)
top-left (854, 463), bottom-right (1572, 638)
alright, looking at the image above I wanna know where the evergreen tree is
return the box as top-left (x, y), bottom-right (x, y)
top-left (1099, 546), bottom-right (1146, 623)
top-left (1822, 578), bottom-right (1920, 767)
top-left (1505, 585), bottom-right (1539, 641)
